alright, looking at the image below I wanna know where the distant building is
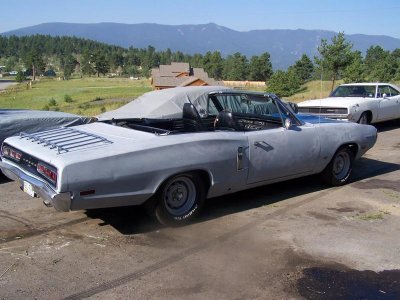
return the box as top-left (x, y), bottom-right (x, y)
top-left (151, 62), bottom-right (223, 90)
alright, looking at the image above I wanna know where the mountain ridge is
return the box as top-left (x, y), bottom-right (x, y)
top-left (2, 22), bottom-right (400, 69)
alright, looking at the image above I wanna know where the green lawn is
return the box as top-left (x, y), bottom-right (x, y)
top-left (0, 77), bottom-right (152, 116)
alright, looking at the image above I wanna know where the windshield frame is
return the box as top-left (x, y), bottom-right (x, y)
top-left (208, 91), bottom-right (303, 127)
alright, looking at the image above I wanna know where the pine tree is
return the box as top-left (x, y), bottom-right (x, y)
top-left (290, 54), bottom-right (314, 83)
top-left (315, 32), bottom-right (353, 91)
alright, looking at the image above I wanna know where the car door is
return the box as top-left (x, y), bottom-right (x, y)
top-left (246, 123), bottom-right (319, 184)
top-left (209, 92), bottom-right (320, 185)
top-left (376, 85), bottom-right (399, 121)
top-left (388, 86), bottom-right (400, 118)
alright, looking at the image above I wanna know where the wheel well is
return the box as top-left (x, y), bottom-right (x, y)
top-left (156, 170), bottom-right (212, 195)
top-left (363, 111), bottom-right (373, 123)
top-left (341, 143), bottom-right (358, 158)
top-left (195, 170), bottom-right (212, 192)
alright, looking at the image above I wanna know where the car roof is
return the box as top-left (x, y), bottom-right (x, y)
top-left (340, 82), bottom-right (398, 87)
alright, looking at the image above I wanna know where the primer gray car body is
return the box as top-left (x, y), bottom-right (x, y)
top-left (0, 86), bottom-right (377, 217)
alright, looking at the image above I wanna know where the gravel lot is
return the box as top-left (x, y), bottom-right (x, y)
top-left (0, 121), bottom-right (399, 299)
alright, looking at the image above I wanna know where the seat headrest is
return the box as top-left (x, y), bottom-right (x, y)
top-left (183, 103), bottom-right (200, 120)
top-left (215, 110), bottom-right (240, 131)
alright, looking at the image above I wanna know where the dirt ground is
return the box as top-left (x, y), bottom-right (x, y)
top-left (0, 121), bottom-right (399, 299)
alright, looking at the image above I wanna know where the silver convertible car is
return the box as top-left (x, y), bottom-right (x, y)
top-left (0, 86), bottom-right (377, 225)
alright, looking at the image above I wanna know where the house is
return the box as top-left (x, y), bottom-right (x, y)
top-left (151, 62), bottom-right (223, 90)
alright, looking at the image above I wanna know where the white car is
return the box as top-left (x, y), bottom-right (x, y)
top-left (297, 83), bottom-right (400, 124)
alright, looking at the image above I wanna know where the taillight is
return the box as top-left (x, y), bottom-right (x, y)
top-left (1, 145), bottom-right (22, 161)
top-left (37, 162), bottom-right (57, 184)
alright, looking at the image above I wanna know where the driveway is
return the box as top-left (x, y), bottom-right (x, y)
top-left (0, 121), bottom-right (399, 299)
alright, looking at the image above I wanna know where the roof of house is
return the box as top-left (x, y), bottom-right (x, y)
top-left (151, 62), bottom-right (222, 88)
top-left (159, 62), bottom-right (190, 74)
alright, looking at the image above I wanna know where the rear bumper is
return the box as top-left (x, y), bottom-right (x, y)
top-left (0, 160), bottom-right (71, 212)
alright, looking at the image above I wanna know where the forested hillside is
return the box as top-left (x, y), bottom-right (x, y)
top-left (1, 34), bottom-right (400, 98)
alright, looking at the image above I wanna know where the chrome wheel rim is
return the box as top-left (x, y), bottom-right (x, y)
top-left (164, 177), bottom-right (196, 216)
top-left (333, 151), bottom-right (351, 180)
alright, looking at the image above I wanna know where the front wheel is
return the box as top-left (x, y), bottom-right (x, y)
top-left (155, 173), bottom-right (206, 226)
top-left (321, 147), bottom-right (354, 186)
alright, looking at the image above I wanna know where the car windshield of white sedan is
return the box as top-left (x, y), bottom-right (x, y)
top-left (330, 85), bottom-right (376, 98)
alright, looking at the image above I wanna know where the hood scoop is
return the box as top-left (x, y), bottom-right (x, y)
top-left (20, 127), bottom-right (113, 154)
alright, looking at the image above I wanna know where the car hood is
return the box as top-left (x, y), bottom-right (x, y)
top-left (298, 97), bottom-right (368, 108)
top-left (296, 114), bottom-right (346, 124)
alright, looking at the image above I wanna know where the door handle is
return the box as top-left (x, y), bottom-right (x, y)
top-left (254, 141), bottom-right (274, 152)
top-left (237, 146), bottom-right (248, 170)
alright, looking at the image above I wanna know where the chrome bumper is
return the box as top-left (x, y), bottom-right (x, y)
top-left (0, 161), bottom-right (71, 212)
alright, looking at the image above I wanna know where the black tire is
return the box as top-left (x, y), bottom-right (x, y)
top-left (321, 147), bottom-right (354, 186)
top-left (358, 112), bottom-right (369, 124)
top-left (154, 173), bottom-right (206, 226)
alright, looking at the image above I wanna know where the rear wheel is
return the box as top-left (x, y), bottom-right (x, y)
top-left (321, 147), bottom-right (354, 186)
top-left (155, 173), bottom-right (206, 226)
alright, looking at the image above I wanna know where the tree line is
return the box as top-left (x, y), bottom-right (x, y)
top-left (1, 33), bottom-right (399, 97)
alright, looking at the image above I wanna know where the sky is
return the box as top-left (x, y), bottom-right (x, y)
top-left (1, 0), bottom-right (400, 38)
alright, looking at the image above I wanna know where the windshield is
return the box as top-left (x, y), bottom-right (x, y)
top-left (330, 85), bottom-right (376, 98)
top-left (210, 94), bottom-right (279, 116)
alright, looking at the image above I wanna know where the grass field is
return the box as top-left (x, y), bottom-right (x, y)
top-left (0, 77), bottom-right (152, 115)
top-left (286, 80), bottom-right (341, 102)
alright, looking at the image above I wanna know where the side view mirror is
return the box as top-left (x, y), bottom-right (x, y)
top-left (382, 93), bottom-right (388, 99)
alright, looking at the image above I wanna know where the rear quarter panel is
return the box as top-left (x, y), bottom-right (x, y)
top-left (313, 122), bottom-right (377, 173)
top-left (65, 131), bottom-right (248, 210)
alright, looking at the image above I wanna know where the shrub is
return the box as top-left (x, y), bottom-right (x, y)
top-left (42, 105), bottom-right (50, 111)
top-left (48, 98), bottom-right (57, 106)
top-left (266, 70), bottom-right (302, 97)
top-left (64, 94), bottom-right (73, 102)
top-left (100, 106), bottom-right (106, 113)
top-left (15, 70), bottom-right (26, 83)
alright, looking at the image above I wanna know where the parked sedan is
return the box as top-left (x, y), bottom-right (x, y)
top-left (297, 83), bottom-right (400, 124)
top-left (0, 86), bottom-right (377, 226)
